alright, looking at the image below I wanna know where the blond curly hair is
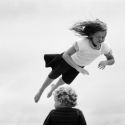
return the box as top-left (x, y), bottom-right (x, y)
top-left (54, 86), bottom-right (77, 107)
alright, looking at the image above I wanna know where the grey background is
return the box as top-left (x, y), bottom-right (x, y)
top-left (0, 0), bottom-right (124, 125)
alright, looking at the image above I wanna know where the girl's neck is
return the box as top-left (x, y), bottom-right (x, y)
top-left (88, 39), bottom-right (101, 50)
top-left (91, 40), bottom-right (97, 47)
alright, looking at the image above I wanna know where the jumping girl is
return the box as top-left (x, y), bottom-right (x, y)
top-left (34, 19), bottom-right (115, 103)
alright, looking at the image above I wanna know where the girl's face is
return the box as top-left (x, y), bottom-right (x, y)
top-left (91, 31), bottom-right (107, 46)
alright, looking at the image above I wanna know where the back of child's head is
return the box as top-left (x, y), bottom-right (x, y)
top-left (53, 86), bottom-right (77, 107)
top-left (70, 19), bottom-right (107, 37)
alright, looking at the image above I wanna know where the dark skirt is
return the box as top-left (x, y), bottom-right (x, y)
top-left (44, 53), bottom-right (79, 84)
top-left (44, 53), bottom-right (63, 69)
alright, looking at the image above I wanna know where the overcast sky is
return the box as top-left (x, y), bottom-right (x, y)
top-left (0, 0), bottom-right (125, 125)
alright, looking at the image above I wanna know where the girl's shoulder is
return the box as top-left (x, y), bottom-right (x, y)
top-left (76, 37), bottom-right (89, 46)
top-left (78, 37), bottom-right (88, 43)
top-left (101, 42), bottom-right (111, 49)
top-left (101, 42), bottom-right (112, 54)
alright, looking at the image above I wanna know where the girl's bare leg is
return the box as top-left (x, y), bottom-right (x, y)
top-left (34, 77), bottom-right (54, 103)
top-left (47, 77), bottom-right (65, 98)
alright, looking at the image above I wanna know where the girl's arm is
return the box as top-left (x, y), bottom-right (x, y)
top-left (104, 50), bottom-right (115, 65)
top-left (62, 44), bottom-right (89, 75)
top-left (98, 50), bottom-right (115, 69)
top-left (62, 45), bottom-right (79, 70)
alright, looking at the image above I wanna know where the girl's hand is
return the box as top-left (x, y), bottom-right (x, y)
top-left (98, 61), bottom-right (107, 70)
top-left (77, 67), bottom-right (89, 75)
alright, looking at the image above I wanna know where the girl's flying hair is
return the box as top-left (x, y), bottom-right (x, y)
top-left (70, 19), bottom-right (107, 37)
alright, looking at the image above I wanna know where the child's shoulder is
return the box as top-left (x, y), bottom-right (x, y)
top-left (78, 37), bottom-right (88, 42)
top-left (76, 37), bottom-right (90, 49)
top-left (72, 107), bottom-right (83, 113)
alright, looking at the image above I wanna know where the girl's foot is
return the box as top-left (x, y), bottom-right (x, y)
top-left (34, 91), bottom-right (42, 103)
top-left (47, 84), bottom-right (55, 98)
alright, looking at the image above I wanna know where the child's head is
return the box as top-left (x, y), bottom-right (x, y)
top-left (70, 19), bottom-right (107, 37)
top-left (53, 86), bottom-right (77, 108)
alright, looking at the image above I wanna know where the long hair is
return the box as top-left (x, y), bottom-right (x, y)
top-left (70, 19), bottom-right (107, 37)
